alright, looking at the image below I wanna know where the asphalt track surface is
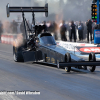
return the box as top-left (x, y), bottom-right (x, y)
top-left (0, 43), bottom-right (100, 100)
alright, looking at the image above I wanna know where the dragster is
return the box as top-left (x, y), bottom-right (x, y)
top-left (6, 3), bottom-right (100, 72)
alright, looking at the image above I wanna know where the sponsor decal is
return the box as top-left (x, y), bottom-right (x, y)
top-left (95, 31), bottom-right (100, 34)
top-left (46, 57), bottom-right (50, 62)
top-left (79, 44), bottom-right (85, 46)
top-left (59, 42), bottom-right (76, 51)
top-left (57, 41), bottom-right (96, 51)
top-left (95, 31), bottom-right (100, 37)
top-left (51, 58), bottom-right (55, 63)
top-left (56, 42), bottom-right (59, 45)
top-left (56, 41), bottom-right (97, 54)
top-left (78, 47), bottom-right (100, 53)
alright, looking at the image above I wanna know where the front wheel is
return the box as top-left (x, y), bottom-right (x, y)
top-left (88, 52), bottom-right (96, 72)
top-left (65, 53), bottom-right (71, 72)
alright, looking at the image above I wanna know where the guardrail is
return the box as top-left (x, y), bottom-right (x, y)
top-left (1, 34), bottom-right (17, 45)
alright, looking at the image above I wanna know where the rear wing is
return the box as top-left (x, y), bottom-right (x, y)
top-left (6, 3), bottom-right (48, 39)
top-left (6, 3), bottom-right (48, 17)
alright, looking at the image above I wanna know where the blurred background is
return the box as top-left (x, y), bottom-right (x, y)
top-left (0, 0), bottom-right (94, 42)
top-left (0, 0), bottom-right (92, 21)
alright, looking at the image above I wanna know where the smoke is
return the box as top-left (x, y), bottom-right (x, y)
top-left (62, 0), bottom-right (92, 21)
top-left (2, 20), bottom-right (11, 33)
top-left (35, 0), bottom-right (92, 22)
top-left (0, 0), bottom-right (92, 25)
top-left (0, 0), bottom-right (39, 21)
top-left (13, 34), bottom-right (24, 47)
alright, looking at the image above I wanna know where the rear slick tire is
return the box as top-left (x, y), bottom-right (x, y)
top-left (13, 46), bottom-right (24, 62)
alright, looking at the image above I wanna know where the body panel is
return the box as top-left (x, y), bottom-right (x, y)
top-left (22, 33), bottom-right (84, 64)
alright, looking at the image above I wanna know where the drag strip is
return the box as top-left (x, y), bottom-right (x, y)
top-left (0, 43), bottom-right (100, 100)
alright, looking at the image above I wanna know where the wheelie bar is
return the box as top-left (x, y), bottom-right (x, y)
top-left (59, 61), bottom-right (100, 68)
